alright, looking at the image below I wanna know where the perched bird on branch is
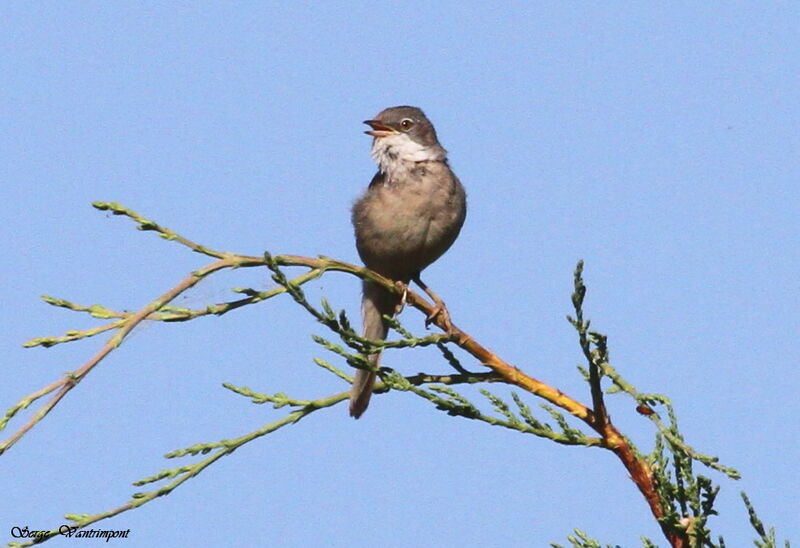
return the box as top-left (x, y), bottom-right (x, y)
top-left (350, 106), bottom-right (467, 418)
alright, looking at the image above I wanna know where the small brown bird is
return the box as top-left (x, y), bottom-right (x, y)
top-left (350, 106), bottom-right (467, 418)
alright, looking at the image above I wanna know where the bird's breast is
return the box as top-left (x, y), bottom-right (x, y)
top-left (352, 163), bottom-right (466, 279)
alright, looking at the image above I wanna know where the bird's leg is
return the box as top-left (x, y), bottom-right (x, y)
top-left (412, 275), bottom-right (454, 333)
top-left (393, 280), bottom-right (409, 315)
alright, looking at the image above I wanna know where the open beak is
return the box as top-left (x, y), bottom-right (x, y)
top-left (363, 119), bottom-right (397, 138)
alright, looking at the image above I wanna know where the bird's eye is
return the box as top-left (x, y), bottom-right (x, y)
top-left (399, 118), bottom-right (415, 131)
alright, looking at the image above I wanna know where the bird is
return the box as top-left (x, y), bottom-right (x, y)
top-left (349, 106), bottom-right (467, 418)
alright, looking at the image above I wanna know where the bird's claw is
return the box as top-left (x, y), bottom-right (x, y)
top-left (394, 281), bottom-right (409, 315)
top-left (425, 301), bottom-right (456, 335)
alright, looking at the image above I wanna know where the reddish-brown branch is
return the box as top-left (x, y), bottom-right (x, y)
top-left (6, 251), bottom-right (685, 545)
top-left (442, 316), bottom-right (682, 545)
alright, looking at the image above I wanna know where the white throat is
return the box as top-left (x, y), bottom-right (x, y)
top-left (371, 133), bottom-right (445, 178)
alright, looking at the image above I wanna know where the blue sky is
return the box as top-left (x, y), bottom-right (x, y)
top-left (2, 3), bottom-right (798, 546)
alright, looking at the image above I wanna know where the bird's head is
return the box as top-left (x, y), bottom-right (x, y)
top-left (364, 106), bottom-right (446, 171)
top-left (364, 106), bottom-right (440, 146)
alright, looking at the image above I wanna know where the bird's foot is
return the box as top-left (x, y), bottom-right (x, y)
top-left (412, 276), bottom-right (457, 335)
top-left (425, 300), bottom-right (455, 334)
top-left (394, 281), bottom-right (409, 315)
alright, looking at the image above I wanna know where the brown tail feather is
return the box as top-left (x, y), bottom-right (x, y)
top-left (349, 280), bottom-right (397, 418)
